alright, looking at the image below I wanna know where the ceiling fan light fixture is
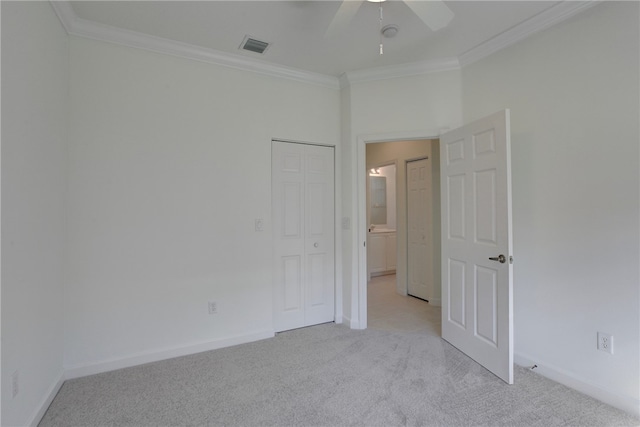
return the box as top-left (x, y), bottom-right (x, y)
top-left (381, 24), bottom-right (399, 38)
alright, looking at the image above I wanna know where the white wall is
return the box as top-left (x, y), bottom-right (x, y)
top-left (349, 72), bottom-right (462, 137)
top-left (462, 1), bottom-right (639, 414)
top-left (343, 71), bottom-right (462, 327)
top-left (65, 37), bottom-right (340, 372)
top-left (1, 2), bottom-right (68, 425)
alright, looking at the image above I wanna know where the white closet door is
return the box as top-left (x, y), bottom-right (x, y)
top-left (272, 141), bottom-right (335, 332)
top-left (407, 158), bottom-right (433, 300)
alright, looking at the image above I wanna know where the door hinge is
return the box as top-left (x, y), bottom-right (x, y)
top-left (509, 256), bottom-right (513, 264)
top-left (364, 241), bottom-right (366, 247)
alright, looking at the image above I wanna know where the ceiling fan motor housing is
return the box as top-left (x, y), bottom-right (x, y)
top-left (381, 24), bottom-right (399, 38)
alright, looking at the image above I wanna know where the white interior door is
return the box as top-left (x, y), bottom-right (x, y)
top-left (440, 110), bottom-right (513, 384)
top-left (407, 158), bottom-right (433, 301)
top-left (272, 141), bottom-right (335, 332)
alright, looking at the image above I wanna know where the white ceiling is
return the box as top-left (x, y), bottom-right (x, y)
top-left (68, 1), bottom-right (569, 77)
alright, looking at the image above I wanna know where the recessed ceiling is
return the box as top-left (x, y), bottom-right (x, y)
top-left (68, 1), bottom-right (566, 77)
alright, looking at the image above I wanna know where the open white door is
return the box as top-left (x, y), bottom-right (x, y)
top-left (440, 110), bottom-right (513, 384)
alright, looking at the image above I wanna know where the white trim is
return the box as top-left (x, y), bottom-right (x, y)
top-left (64, 330), bottom-right (274, 380)
top-left (28, 372), bottom-right (65, 427)
top-left (515, 352), bottom-right (640, 418)
top-left (356, 130), bottom-right (444, 331)
top-left (334, 141), bottom-right (344, 327)
top-left (459, 1), bottom-right (601, 67)
top-left (343, 315), bottom-right (359, 329)
top-left (342, 57), bottom-right (460, 87)
top-left (49, 0), bottom-right (75, 34)
top-left (338, 73), bottom-right (351, 90)
top-left (271, 137), bottom-right (336, 148)
top-left (49, 2), bottom-right (339, 90)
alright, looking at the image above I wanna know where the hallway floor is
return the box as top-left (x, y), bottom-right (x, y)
top-left (367, 274), bottom-right (441, 336)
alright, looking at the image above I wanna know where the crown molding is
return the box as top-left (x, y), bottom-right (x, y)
top-left (50, 0), bottom-right (75, 34)
top-left (49, 1), bottom-right (340, 90)
top-left (459, 0), bottom-right (601, 67)
top-left (51, 0), bottom-right (600, 89)
top-left (338, 73), bottom-right (351, 90)
top-left (341, 57), bottom-right (460, 87)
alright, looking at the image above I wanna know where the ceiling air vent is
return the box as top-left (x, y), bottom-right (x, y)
top-left (240, 36), bottom-right (270, 54)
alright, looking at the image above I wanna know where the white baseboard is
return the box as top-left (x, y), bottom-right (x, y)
top-left (515, 353), bottom-right (640, 418)
top-left (343, 314), bottom-right (352, 327)
top-left (65, 329), bottom-right (274, 380)
top-left (343, 314), bottom-right (360, 329)
top-left (29, 371), bottom-right (65, 427)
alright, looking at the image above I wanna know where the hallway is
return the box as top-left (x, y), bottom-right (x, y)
top-left (367, 274), bottom-right (441, 336)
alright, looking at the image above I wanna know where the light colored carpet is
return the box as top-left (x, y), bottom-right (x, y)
top-left (367, 274), bottom-right (441, 335)
top-left (40, 323), bottom-right (639, 426)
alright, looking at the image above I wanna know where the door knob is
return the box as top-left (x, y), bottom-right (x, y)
top-left (314, 242), bottom-right (319, 248)
top-left (489, 254), bottom-right (506, 263)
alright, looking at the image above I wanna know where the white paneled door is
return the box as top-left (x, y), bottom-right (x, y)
top-left (272, 141), bottom-right (335, 333)
top-left (407, 158), bottom-right (433, 301)
top-left (440, 110), bottom-right (513, 384)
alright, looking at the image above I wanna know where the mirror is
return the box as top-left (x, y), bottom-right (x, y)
top-left (370, 176), bottom-right (387, 225)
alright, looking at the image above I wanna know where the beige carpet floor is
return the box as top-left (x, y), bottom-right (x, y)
top-left (39, 275), bottom-right (639, 426)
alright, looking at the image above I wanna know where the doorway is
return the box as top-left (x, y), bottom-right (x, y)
top-left (364, 138), bottom-right (441, 328)
top-left (358, 112), bottom-right (513, 384)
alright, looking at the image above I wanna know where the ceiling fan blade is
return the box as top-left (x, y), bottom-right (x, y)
top-left (404, 0), bottom-right (454, 32)
top-left (325, 0), bottom-right (365, 38)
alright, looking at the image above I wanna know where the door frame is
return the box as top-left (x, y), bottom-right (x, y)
top-left (356, 129), bottom-right (443, 329)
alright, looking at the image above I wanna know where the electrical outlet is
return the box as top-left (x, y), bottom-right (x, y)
top-left (11, 370), bottom-right (19, 399)
top-left (208, 301), bottom-right (217, 314)
top-left (597, 332), bottom-right (613, 354)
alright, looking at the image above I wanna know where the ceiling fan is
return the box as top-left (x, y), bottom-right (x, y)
top-left (325, 0), bottom-right (454, 38)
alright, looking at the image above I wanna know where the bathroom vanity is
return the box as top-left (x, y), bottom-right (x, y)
top-left (367, 228), bottom-right (396, 276)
